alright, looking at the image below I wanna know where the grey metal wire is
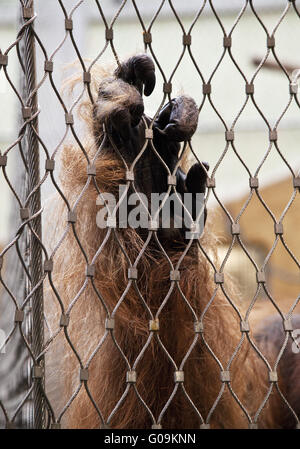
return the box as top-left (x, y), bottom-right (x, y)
top-left (22, 0), bottom-right (45, 429)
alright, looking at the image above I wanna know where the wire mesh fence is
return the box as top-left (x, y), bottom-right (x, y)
top-left (0, 0), bottom-right (300, 429)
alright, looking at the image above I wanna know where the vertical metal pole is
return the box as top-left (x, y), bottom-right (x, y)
top-left (22, 0), bottom-right (45, 429)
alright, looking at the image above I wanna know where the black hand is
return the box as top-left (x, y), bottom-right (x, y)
top-left (114, 54), bottom-right (156, 96)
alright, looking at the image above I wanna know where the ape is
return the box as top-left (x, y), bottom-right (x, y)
top-left (45, 54), bottom-right (300, 429)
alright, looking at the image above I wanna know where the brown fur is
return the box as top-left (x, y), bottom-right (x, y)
top-left (44, 62), bottom-right (292, 429)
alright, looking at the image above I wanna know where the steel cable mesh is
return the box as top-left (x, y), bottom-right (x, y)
top-left (0, 0), bottom-right (299, 429)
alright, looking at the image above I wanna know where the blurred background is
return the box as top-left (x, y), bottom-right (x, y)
top-left (0, 0), bottom-right (300, 425)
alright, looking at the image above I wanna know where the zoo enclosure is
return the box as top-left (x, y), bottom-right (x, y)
top-left (0, 0), bottom-right (299, 428)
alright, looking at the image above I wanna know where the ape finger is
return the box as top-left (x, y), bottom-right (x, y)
top-left (115, 54), bottom-right (156, 96)
top-left (154, 96), bottom-right (199, 142)
top-left (110, 108), bottom-right (132, 142)
top-left (185, 162), bottom-right (209, 194)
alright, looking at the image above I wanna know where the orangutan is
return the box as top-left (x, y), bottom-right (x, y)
top-left (44, 54), bottom-right (300, 429)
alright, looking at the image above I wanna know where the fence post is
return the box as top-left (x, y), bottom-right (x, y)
top-left (22, 0), bottom-right (45, 429)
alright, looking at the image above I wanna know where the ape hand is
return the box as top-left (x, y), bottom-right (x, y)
top-left (93, 54), bottom-right (209, 242)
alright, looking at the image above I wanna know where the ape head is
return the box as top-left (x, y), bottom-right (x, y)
top-left (92, 54), bottom-right (209, 246)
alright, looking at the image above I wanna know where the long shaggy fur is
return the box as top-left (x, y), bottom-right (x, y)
top-left (44, 58), bottom-right (298, 429)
